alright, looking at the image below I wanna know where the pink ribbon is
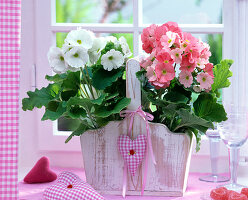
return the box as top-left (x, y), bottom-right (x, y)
top-left (120, 106), bottom-right (156, 197)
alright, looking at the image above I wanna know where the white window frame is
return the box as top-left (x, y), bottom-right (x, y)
top-left (21, 0), bottom-right (248, 156)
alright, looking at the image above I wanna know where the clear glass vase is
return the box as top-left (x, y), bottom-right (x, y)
top-left (199, 130), bottom-right (230, 182)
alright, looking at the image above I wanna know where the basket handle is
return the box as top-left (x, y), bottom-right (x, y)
top-left (126, 58), bottom-right (141, 110)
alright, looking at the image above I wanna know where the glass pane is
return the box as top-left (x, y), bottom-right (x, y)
top-left (56, 32), bottom-right (133, 131)
top-left (56, 0), bottom-right (133, 24)
top-left (143, 0), bottom-right (222, 24)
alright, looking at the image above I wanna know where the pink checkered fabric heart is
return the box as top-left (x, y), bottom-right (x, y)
top-left (43, 171), bottom-right (104, 200)
top-left (118, 134), bottom-right (147, 176)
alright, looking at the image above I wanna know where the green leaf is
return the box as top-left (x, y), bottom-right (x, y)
top-left (22, 84), bottom-right (60, 111)
top-left (45, 73), bottom-right (67, 82)
top-left (193, 93), bottom-right (227, 122)
top-left (212, 59), bottom-right (233, 92)
top-left (60, 90), bottom-right (78, 101)
top-left (62, 71), bottom-right (80, 90)
top-left (65, 122), bottom-right (90, 143)
top-left (67, 105), bottom-right (87, 119)
top-left (92, 68), bottom-right (123, 90)
top-left (67, 97), bottom-right (93, 116)
top-left (42, 101), bottom-right (67, 121)
top-left (173, 109), bottom-right (214, 133)
top-left (164, 91), bottom-right (189, 104)
top-left (91, 93), bottom-right (107, 105)
top-left (94, 98), bottom-right (131, 117)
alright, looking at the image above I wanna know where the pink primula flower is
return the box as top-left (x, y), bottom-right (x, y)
top-left (197, 72), bottom-right (214, 90)
top-left (152, 80), bottom-right (170, 89)
top-left (156, 50), bottom-right (174, 65)
top-left (204, 63), bottom-right (214, 78)
top-left (170, 48), bottom-right (183, 64)
top-left (141, 24), bottom-right (157, 53)
top-left (155, 63), bottom-right (175, 83)
top-left (179, 71), bottom-right (193, 88)
top-left (160, 31), bottom-right (178, 48)
top-left (146, 64), bottom-right (157, 82)
top-left (154, 24), bottom-right (168, 44)
top-left (179, 56), bottom-right (196, 72)
top-left (164, 21), bottom-right (183, 38)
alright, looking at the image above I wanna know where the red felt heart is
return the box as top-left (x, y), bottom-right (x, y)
top-left (24, 156), bottom-right (57, 184)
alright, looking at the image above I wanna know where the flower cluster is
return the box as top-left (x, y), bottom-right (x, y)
top-left (47, 28), bottom-right (132, 73)
top-left (140, 22), bottom-right (214, 92)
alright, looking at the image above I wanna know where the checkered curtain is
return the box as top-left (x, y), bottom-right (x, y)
top-left (0, 0), bottom-right (20, 199)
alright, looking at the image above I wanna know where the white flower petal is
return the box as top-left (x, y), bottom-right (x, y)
top-left (64, 46), bottom-right (89, 68)
top-left (47, 47), bottom-right (67, 74)
top-left (65, 29), bottom-right (94, 49)
top-left (119, 36), bottom-right (132, 58)
top-left (101, 49), bottom-right (124, 71)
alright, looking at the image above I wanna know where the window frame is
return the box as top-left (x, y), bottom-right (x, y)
top-left (26, 0), bottom-right (242, 155)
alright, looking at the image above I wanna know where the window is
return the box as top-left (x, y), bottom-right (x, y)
top-left (21, 0), bottom-right (247, 159)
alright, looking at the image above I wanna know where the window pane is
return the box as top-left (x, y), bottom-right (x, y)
top-left (56, 32), bottom-right (133, 132)
top-left (56, 0), bottom-right (133, 24)
top-left (143, 0), bottom-right (222, 24)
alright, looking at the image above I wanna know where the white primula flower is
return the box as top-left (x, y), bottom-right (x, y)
top-left (61, 42), bottom-right (73, 54)
top-left (64, 46), bottom-right (89, 69)
top-left (65, 29), bottom-right (95, 49)
top-left (101, 49), bottom-right (124, 71)
top-left (88, 37), bottom-right (106, 64)
top-left (47, 47), bottom-right (68, 74)
top-left (105, 36), bottom-right (118, 45)
top-left (119, 36), bottom-right (132, 58)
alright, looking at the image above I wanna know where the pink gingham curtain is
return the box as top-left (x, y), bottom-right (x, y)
top-left (0, 0), bottom-right (20, 199)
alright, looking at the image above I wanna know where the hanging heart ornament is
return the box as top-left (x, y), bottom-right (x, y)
top-left (118, 134), bottom-right (147, 176)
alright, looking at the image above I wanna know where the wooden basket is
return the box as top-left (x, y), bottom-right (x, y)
top-left (80, 58), bottom-right (192, 196)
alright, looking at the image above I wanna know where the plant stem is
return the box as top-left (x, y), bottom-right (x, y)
top-left (80, 82), bottom-right (90, 99)
top-left (80, 67), bottom-right (95, 99)
top-left (79, 84), bottom-right (88, 98)
top-left (85, 66), bottom-right (98, 99)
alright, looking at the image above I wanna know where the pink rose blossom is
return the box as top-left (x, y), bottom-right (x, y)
top-left (170, 48), bottom-right (183, 64)
top-left (156, 50), bottom-right (174, 65)
top-left (155, 63), bottom-right (175, 83)
top-left (197, 72), bottom-right (214, 90)
top-left (179, 71), bottom-right (193, 88)
top-left (204, 63), bottom-right (214, 78)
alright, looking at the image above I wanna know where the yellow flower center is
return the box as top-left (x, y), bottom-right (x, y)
top-left (168, 39), bottom-right (172, 43)
top-left (186, 76), bottom-right (189, 80)
top-left (202, 77), bottom-right (206, 82)
top-left (162, 70), bottom-right (167, 75)
top-left (74, 53), bottom-right (79, 58)
top-left (183, 43), bottom-right (187, 48)
top-left (77, 40), bottom-right (82, 44)
top-left (175, 53), bottom-right (179, 57)
top-left (164, 60), bottom-right (169, 63)
top-left (187, 66), bottom-right (191, 69)
top-left (108, 56), bottom-right (113, 60)
top-left (60, 56), bottom-right (64, 61)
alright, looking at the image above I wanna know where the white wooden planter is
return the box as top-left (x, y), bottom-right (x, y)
top-left (80, 58), bottom-right (192, 196)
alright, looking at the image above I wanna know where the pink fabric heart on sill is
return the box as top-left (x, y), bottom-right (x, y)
top-left (24, 156), bottom-right (57, 184)
top-left (43, 171), bottom-right (104, 200)
top-left (118, 134), bottom-right (147, 176)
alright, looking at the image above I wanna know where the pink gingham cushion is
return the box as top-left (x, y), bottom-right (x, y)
top-left (43, 171), bottom-right (104, 200)
top-left (118, 134), bottom-right (147, 176)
